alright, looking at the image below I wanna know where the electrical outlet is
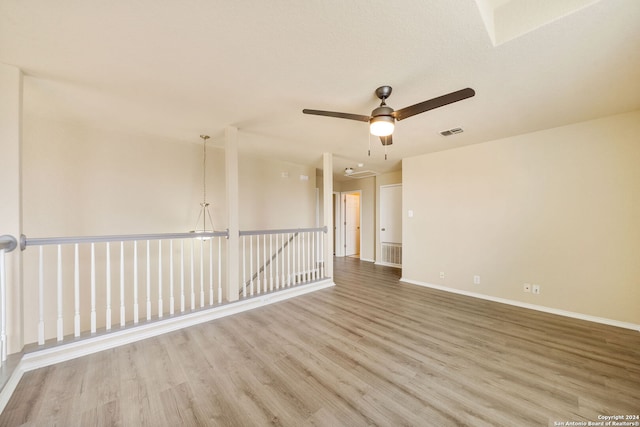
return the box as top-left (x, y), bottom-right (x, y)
top-left (532, 284), bottom-right (540, 295)
top-left (523, 283), bottom-right (531, 293)
top-left (473, 275), bottom-right (480, 285)
top-left (439, 272), bottom-right (445, 279)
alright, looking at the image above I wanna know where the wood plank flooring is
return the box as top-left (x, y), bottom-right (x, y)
top-left (1, 257), bottom-right (639, 426)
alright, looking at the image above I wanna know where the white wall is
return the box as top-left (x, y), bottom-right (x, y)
top-left (402, 110), bottom-right (640, 326)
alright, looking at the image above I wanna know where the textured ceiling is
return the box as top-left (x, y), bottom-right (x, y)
top-left (1, 0), bottom-right (639, 180)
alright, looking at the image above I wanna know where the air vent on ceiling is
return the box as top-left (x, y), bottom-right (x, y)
top-left (440, 127), bottom-right (464, 136)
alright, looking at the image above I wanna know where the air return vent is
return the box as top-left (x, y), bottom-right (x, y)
top-left (439, 127), bottom-right (464, 136)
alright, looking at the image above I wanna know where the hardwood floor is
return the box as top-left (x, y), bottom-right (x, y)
top-left (1, 257), bottom-right (639, 426)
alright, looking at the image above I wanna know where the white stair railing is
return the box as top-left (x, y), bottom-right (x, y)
top-left (22, 231), bottom-right (227, 346)
top-left (14, 226), bottom-right (330, 350)
top-left (239, 227), bottom-right (327, 298)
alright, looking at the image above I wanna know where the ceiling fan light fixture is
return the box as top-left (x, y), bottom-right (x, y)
top-left (369, 115), bottom-right (395, 137)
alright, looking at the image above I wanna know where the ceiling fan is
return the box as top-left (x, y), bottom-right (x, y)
top-left (303, 86), bottom-right (475, 150)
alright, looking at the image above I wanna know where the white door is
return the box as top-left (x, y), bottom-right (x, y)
top-left (380, 184), bottom-right (402, 244)
top-left (344, 193), bottom-right (360, 256)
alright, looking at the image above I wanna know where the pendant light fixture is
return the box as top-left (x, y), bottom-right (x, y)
top-left (190, 134), bottom-right (215, 235)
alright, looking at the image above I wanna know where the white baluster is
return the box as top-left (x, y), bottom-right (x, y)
top-left (307, 232), bottom-right (312, 281)
top-left (262, 234), bottom-right (266, 291)
top-left (249, 236), bottom-right (254, 295)
top-left (281, 233), bottom-right (286, 287)
top-left (217, 237), bottom-right (222, 304)
top-left (305, 232), bottom-right (310, 282)
top-left (242, 236), bottom-right (246, 298)
top-left (133, 241), bottom-right (139, 324)
top-left (180, 240), bottom-right (185, 312)
top-left (301, 233), bottom-right (306, 283)
top-left (190, 239), bottom-right (195, 310)
top-left (309, 231), bottom-right (313, 281)
top-left (275, 233), bottom-right (279, 290)
top-left (312, 232), bottom-right (316, 281)
top-left (158, 240), bottom-right (163, 318)
top-left (256, 235), bottom-right (261, 294)
top-left (199, 239), bottom-right (204, 308)
top-left (209, 238), bottom-right (214, 306)
top-left (269, 233), bottom-right (273, 291)
top-left (38, 246), bottom-right (44, 345)
top-left (91, 243), bottom-right (96, 333)
top-left (299, 233), bottom-right (304, 283)
top-left (320, 231), bottom-right (325, 278)
top-left (120, 241), bottom-right (125, 327)
top-left (293, 233), bottom-right (297, 284)
top-left (106, 242), bottom-right (112, 330)
top-left (146, 240), bottom-right (151, 320)
top-left (74, 244), bottom-right (80, 337)
top-left (56, 245), bottom-right (63, 341)
top-left (170, 240), bottom-right (175, 315)
top-left (287, 233), bottom-right (291, 287)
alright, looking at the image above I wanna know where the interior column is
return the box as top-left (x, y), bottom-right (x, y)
top-left (322, 153), bottom-right (334, 279)
top-left (225, 126), bottom-right (240, 301)
top-left (0, 63), bottom-right (24, 353)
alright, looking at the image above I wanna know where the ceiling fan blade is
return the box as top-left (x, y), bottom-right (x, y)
top-left (379, 135), bottom-right (393, 146)
top-left (302, 109), bottom-right (370, 122)
top-left (393, 88), bottom-right (475, 121)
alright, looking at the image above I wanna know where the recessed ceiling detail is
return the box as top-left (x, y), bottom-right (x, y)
top-left (475, 0), bottom-right (603, 45)
top-left (344, 170), bottom-right (379, 179)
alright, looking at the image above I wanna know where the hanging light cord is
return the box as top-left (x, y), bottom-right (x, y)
top-left (200, 135), bottom-right (210, 206)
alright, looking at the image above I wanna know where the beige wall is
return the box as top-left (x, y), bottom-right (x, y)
top-left (402, 111), bottom-right (640, 326)
top-left (340, 177), bottom-right (375, 262)
top-left (238, 153), bottom-right (316, 230)
top-left (22, 115), bottom-right (316, 236)
top-left (23, 116), bottom-right (223, 236)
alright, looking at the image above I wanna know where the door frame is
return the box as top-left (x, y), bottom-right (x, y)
top-left (334, 190), bottom-right (362, 257)
top-left (377, 183), bottom-right (402, 266)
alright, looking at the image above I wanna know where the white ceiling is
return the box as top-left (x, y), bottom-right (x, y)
top-left (1, 0), bottom-right (639, 180)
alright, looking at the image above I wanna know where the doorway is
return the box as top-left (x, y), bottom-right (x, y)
top-left (334, 191), bottom-right (361, 257)
top-left (379, 184), bottom-right (402, 266)
top-left (344, 192), bottom-right (361, 257)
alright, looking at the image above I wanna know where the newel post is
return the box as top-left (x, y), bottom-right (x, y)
top-left (225, 126), bottom-right (240, 301)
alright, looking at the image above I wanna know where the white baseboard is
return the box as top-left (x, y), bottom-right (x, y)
top-left (400, 277), bottom-right (640, 332)
top-left (359, 258), bottom-right (375, 263)
top-left (376, 261), bottom-right (401, 268)
top-left (0, 363), bottom-right (24, 413)
top-left (0, 279), bottom-right (335, 413)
